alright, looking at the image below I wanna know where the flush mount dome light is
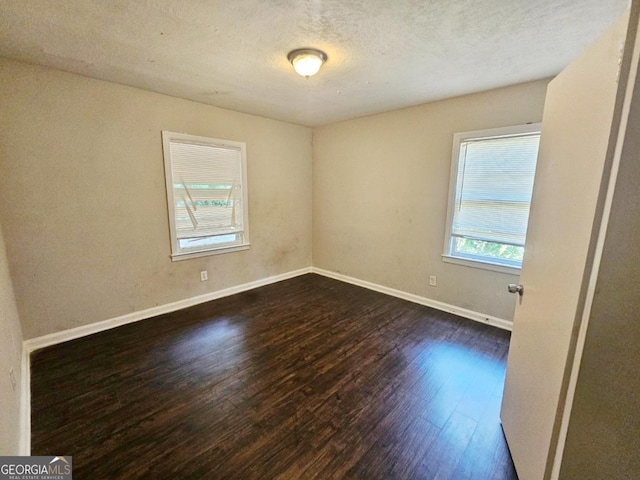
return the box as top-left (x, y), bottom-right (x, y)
top-left (287, 48), bottom-right (327, 78)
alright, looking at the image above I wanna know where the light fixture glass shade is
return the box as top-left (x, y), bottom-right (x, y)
top-left (287, 49), bottom-right (327, 77)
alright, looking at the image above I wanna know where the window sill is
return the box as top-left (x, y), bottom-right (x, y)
top-left (171, 243), bottom-right (250, 261)
top-left (442, 254), bottom-right (521, 275)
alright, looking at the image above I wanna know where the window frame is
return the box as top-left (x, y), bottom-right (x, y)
top-left (442, 123), bottom-right (541, 274)
top-left (162, 131), bottom-right (250, 261)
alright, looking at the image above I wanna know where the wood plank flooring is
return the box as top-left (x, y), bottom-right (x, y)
top-left (31, 274), bottom-right (518, 479)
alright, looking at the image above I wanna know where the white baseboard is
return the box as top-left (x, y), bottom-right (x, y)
top-left (19, 343), bottom-right (30, 456)
top-left (23, 267), bottom-right (312, 353)
top-left (311, 267), bottom-right (513, 331)
top-left (19, 266), bottom-right (312, 455)
top-left (20, 264), bottom-right (510, 454)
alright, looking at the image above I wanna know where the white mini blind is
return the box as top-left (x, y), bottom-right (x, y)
top-left (169, 141), bottom-right (244, 237)
top-left (162, 131), bottom-right (249, 258)
top-left (452, 132), bottom-right (540, 247)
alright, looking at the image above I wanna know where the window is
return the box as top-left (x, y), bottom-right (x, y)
top-left (162, 131), bottom-right (249, 260)
top-left (443, 124), bottom-right (541, 272)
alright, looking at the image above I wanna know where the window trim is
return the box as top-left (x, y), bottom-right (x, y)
top-left (162, 131), bottom-right (250, 261)
top-left (442, 123), bottom-right (541, 274)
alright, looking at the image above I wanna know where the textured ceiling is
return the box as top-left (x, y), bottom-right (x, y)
top-left (0, 0), bottom-right (630, 126)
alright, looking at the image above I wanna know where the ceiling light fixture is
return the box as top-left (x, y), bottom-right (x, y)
top-left (287, 48), bottom-right (327, 78)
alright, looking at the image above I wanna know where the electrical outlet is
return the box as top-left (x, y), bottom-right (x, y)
top-left (200, 270), bottom-right (208, 282)
top-left (9, 366), bottom-right (17, 391)
top-left (429, 275), bottom-right (437, 287)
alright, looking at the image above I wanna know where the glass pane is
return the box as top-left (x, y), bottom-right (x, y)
top-left (178, 233), bottom-right (242, 252)
top-left (453, 237), bottom-right (524, 266)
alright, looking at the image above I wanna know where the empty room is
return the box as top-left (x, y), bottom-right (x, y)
top-left (1, 1), bottom-right (639, 479)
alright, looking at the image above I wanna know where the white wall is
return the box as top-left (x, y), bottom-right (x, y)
top-left (0, 58), bottom-right (313, 339)
top-left (0, 221), bottom-right (23, 454)
top-left (313, 79), bottom-right (549, 322)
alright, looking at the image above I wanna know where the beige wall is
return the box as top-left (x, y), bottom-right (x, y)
top-left (0, 57), bottom-right (549, 341)
top-left (0, 221), bottom-right (23, 454)
top-left (312, 79), bottom-right (549, 321)
top-left (0, 58), bottom-right (312, 339)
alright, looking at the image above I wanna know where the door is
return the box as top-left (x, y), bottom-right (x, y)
top-left (500, 9), bottom-right (636, 480)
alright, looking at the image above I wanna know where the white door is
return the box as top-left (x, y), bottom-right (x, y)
top-left (500, 10), bottom-right (636, 480)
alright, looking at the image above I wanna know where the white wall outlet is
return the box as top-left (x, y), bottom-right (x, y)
top-left (429, 275), bottom-right (437, 287)
top-left (200, 270), bottom-right (208, 282)
top-left (9, 366), bottom-right (17, 391)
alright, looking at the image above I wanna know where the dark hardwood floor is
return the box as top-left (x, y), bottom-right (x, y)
top-left (31, 274), bottom-right (518, 479)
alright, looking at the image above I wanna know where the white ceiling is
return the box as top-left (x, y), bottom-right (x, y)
top-left (0, 0), bottom-right (630, 127)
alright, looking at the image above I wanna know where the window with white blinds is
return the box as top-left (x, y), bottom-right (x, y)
top-left (162, 131), bottom-right (249, 259)
top-left (443, 124), bottom-right (541, 271)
